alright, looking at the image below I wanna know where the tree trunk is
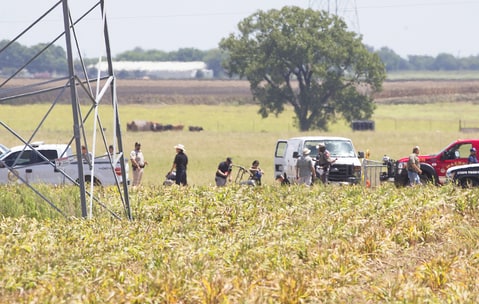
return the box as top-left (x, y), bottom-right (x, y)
top-left (298, 115), bottom-right (311, 132)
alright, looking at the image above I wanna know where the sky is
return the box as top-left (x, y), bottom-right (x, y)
top-left (2, 0), bottom-right (479, 59)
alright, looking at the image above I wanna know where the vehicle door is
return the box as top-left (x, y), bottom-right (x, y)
top-left (27, 149), bottom-right (64, 184)
top-left (274, 139), bottom-right (303, 179)
top-left (274, 140), bottom-right (287, 178)
top-left (439, 142), bottom-right (472, 176)
top-left (2, 149), bottom-right (61, 184)
top-left (0, 150), bottom-right (35, 184)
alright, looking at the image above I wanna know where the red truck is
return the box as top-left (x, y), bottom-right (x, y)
top-left (394, 139), bottom-right (479, 186)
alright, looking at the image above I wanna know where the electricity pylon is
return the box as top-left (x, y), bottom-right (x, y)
top-left (308, 0), bottom-right (361, 33)
top-left (0, 0), bottom-right (131, 220)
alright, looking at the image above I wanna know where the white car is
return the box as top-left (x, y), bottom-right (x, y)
top-left (0, 144), bottom-right (8, 158)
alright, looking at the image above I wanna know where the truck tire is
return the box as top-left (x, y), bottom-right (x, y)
top-left (394, 170), bottom-right (409, 187)
top-left (394, 164), bottom-right (437, 187)
top-left (459, 177), bottom-right (479, 188)
top-left (77, 176), bottom-right (102, 186)
top-left (419, 165), bottom-right (438, 185)
top-left (419, 173), bottom-right (434, 185)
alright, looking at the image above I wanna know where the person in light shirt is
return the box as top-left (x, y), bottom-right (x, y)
top-left (407, 146), bottom-right (422, 186)
top-left (130, 142), bottom-right (147, 187)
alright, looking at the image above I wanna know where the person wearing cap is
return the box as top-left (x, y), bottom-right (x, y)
top-left (130, 142), bottom-right (148, 187)
top-left (215, 157), bottom-right (233, 186)
top-left (168, 144), bottom-right (188, 186)
top-left (296, 147), bottom-right (315, 186)
top-left (407, 146), bottom-right (422, 186)
top-left (315, 143), bottom-right (337, 184)
top-left (275, 173), bottom-right (290, 186)
top-left (468, 147), bottom-right (478, 164)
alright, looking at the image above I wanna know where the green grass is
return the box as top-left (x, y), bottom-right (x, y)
top-left (1, 102), bottom-right (478, 186)
top-left (2, 102), bottom-right (479, 302)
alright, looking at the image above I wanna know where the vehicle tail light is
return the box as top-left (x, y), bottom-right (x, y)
top-left (115, 167), bottom-right (122, 176)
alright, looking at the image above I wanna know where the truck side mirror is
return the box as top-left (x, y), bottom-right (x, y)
top-left (292, 151), bottom-right (299, 158)
top-left (357, 151), bottom-right (364, 159)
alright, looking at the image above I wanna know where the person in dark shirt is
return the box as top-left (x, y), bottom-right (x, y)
top-left (168, 144), bottom-right (188, 186)
top-left (215, 157), bottom-right (233, 186)
top-left (249, 160), bottom-right (264, 185)
top-left (468, 147), bottom-right (478, 164)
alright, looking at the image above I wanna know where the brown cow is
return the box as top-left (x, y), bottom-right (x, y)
top-left (126, 120), bottom-right (153, 132)
top-left (172, 125), bottom-right (184, 131)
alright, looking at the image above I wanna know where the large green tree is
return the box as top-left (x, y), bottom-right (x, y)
top-left (219, 6), bottom-right (386, 131)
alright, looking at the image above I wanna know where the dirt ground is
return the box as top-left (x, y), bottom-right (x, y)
top-left (116, 79), bottom-right (479, 104)
top-left (3, 78), bottom-right (479, 104)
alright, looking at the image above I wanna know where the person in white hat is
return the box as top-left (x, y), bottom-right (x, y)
top-left (168, 144), bottom-right (188, 186)
top-left (295, 147), bottom-right (315, 186)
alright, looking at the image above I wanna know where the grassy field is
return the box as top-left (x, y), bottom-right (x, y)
top-left (1, 102), bottom-right (478, 186)
top-left (2, 83), bottom-right (479, 302)
top-left (1, 182), bottom-right (479, 302)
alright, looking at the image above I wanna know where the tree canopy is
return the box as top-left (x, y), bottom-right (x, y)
top-left (219, 6), bottom-right (386, 131)
top-left (0, 40), bottom-right (67, 75)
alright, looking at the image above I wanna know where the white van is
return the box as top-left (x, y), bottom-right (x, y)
top-left (274, 136), bottom-right (364, 184)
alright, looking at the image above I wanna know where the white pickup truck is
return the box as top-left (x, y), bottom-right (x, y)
top-left (0, 142), bottom-right (128, 186)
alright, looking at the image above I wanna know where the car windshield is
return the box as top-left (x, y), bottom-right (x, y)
top-left (304, 140), bottom-right (356, 157)
top-left (0, 144), bottom-right (8, 158)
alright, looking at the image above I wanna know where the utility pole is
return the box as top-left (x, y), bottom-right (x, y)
top-left (309, 0), bottom-right (361, 33)
top-left (0, 0), bottom-right (131, 220)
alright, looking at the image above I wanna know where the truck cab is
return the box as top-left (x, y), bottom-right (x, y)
top-left (394, 139), bottom-right (479, 186)
top-left (0, 142), bottom-right (71, 184)
top-left (0, 142), bottom-right (128, 186)
top-left (274, 136), bottom-right (363, 184)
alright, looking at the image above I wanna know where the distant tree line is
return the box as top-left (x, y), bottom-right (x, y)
top-left (0, 40), bottom-right (67, 77)
top-left (1, 39), bottom-right (479, 79)
top-left (375, 47), bottom-right (479, 72)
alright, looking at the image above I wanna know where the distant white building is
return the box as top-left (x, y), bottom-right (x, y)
top-left (93, 61), bottom-right (213, 79)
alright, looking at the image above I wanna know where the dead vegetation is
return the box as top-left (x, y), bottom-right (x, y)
top-left (3, 78), bottom-right (479, 105)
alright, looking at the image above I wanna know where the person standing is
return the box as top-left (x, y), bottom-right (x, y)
top-left (215, 157), bottom-right (233, 186)
top-left (315, 143), bottom-right (337, 184)
top-left (296, 148), bottom-right (315, 186)
top-left (130, 142), bottom-right (147, 187)
top-left (407, 146), bottom-right (422, 186)
top-left (468, 147), bottom-right (478, 164)
top-left (81, 145), bottom-right (92, 164)
top-left (168, 144), bottom-right (188, 186)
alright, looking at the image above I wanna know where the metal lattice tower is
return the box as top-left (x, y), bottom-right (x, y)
top-left (308, 0), bottom-right (361, 33)
top-left (0, 0), bottom-right (131, 220)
